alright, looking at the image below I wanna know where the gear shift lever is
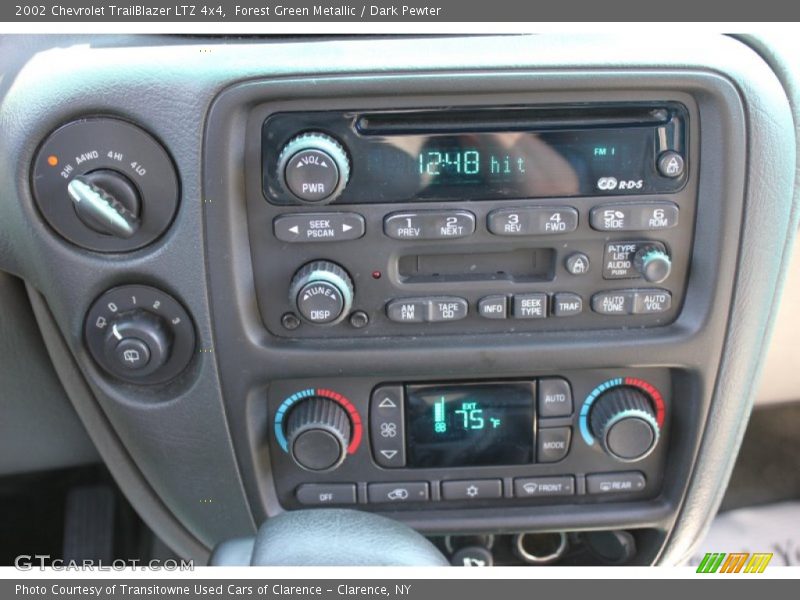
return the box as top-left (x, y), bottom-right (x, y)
top-left (210, 509), bottom-right (449, 566)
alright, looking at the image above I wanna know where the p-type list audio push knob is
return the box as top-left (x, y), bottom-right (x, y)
top-left (589, 387), bottom-right (661, 462)
top-left (634, 245), bottom-right (672, 283)
top-left (289, 261), bottom-right (354, 325)
top-left (277, 132), bottom-right (351, 203)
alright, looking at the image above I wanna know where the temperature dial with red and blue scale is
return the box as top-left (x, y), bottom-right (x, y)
top-left (275, 388), bottom-right (363, 471)
top-left (579, 377), bottom-right (665, 462)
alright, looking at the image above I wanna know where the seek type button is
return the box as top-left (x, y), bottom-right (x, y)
top-left (370, 386), bottom-right (406, 468)
top-left (514, 293), bottom-right (548, 319)
top-left (273, 212), bottom-right (365, 242)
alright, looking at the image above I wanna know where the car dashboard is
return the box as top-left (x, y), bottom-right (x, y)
top-left (0, 33), bottom-right (798, 566)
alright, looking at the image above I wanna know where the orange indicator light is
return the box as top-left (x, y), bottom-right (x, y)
top-left (47, 155), bottom-right (59, 167)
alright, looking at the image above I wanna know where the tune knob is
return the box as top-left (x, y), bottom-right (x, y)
top-left (590, 387), bottom-right (660, 462)
top-left (289, 261), bottom-right (354, 325)
top-left (285, 397), bottom-right (352, 471)
top-left (634, 245), bottom-right (672, 283)
top-left (277, 132), bottom-right (351, 203)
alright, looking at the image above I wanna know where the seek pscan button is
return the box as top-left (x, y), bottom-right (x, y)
top-left (274, 213), bottom-right (365, 242)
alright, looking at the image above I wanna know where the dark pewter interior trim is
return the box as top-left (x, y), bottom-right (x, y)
top-left (26, 284), bottom-right (210, 563)
top-left (0, 34), bottom-right (795, 564)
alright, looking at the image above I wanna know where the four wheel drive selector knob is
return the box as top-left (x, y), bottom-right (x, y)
top-left (277, 132), bottom-right (351, 203)
top-left (590, 387), bottom-right (661, 462)
top-left (285, 397), bottom-right (352, 471)
top-left (289, 261), bottom-right (355, 325)
top-left (32, 117), bottom-right (179, 252)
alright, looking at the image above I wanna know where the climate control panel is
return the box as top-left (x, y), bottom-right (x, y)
top-left (266, 369), bottom-right (670, 511)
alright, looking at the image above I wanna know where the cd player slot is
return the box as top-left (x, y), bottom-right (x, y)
top-left (356, 106), bottom-right (671, 135)
top-left (397, 248), bottom-right (555, 284)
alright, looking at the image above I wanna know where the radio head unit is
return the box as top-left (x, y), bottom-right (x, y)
top-left (262, 104), bottom-right (687, 205)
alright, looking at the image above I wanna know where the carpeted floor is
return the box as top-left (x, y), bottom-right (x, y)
top-left (691, 403), bottom-right (800, 566)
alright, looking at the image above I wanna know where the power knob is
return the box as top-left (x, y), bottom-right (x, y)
top-left (277, 132), bottom-right (351, 203)
top-left (634, 245), bottom-right (672, 283)
top-left (590, 387), bottom-right (660, 462)
top-left (285, 397), bottom-right (352, 471)
top-left (289, 261), bottom-right (354, 325)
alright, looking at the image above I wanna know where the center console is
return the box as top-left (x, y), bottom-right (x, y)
top-left (244, 94), bottom-right (695, 522)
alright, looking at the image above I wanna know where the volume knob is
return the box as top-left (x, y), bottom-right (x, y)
top-left (285, 397), bottom-right (352, 471)
top-left (590, 387), bottom-right (660, 462)
top-left (277, 132), bottom-right (351, 203)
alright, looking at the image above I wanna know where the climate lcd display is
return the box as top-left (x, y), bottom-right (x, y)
top-left (405, 382), bottom-right (535, 468)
